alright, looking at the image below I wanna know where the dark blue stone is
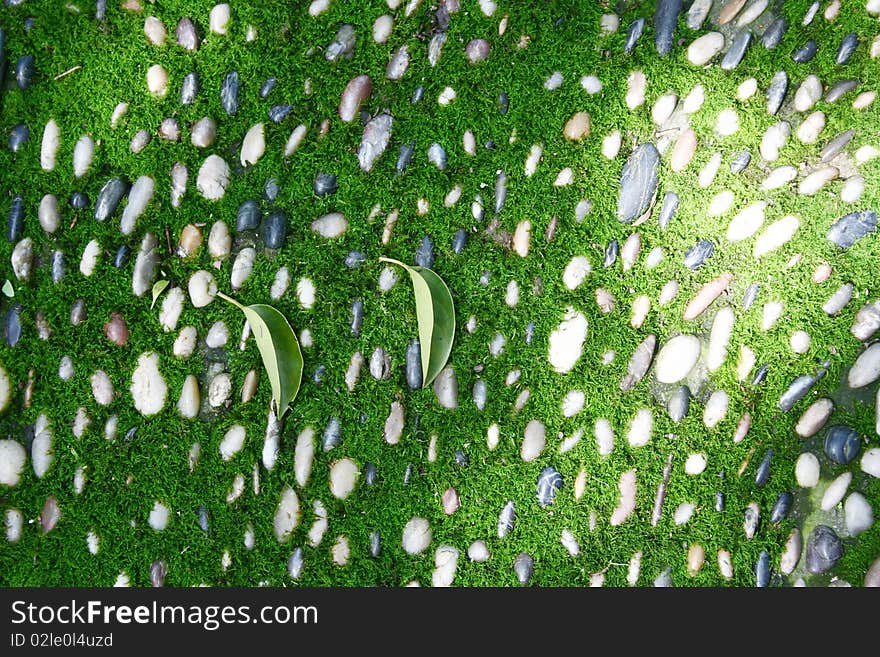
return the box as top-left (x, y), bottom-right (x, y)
top-left (770, 492), bottom-right (793, 524)
top-left (312, 364), bottom-right (326, 385)
top-left (197, 505), bottom-right (209, 533)
top-left (827, 210), bottom-right (877, 249)
top-left (617, 144), bottom-right (660, 224)
top-left (364, 462), bottom-right (377, 486)
top-left (9, 123), bottom-right (29, 152)
top-left (657, 191), bottom-right (679, 230)
top-left (94, 177), bottom-right (129, 221)
top-left (792, 40), bottom-right (817, 63)
top-left (498, 91), bottom-right (509, 115)
top-left (721, 31), bottom-right (752, 71)
top-left (403, 463), bottom-right (413, 484)
top-left (653, 0), bottom-right (681, 56)
top-left (743, 282), bottom-right (759, 310)
top-left (755, 449), bottom-right (773, 487)
top-left (751, 363), bottom-right (768, 386)
top-left (836, 32), bottom-right (858, 65)
top-left (181, 72), bottom-right (199, 105)
top-left (7, 195), bottom-right (24, 242)
top-left (344, 250), bottom-right (366, 268)
top-left (683, 239), bottom-right (714, 269)
top-left (536, 467), bottom-right (563, 507)
top-left (268, 104), bottom-right (293, 123)
top-left (766, 71), bottom-right (788, 115)
top-left (410, 85), bottom-right (424, 104)
top-left (525, 321), bottom-right (535, 346)
top-left (806, 525), bottom-right (843, 574)
top-left (236, 200), bottom-right (261, 232)
top-left (731, 151), bottom-right (751, 173)
top-left (755, 550), bottom-right (771, 587)
top-left (603, 239), bottom-right (618, 267)
top-left (624, 18), bottom-right (645, 54)
top-left (414, 235), bottom-right (434, 268)
top-left (313, 172), bottom-right (338, 196)
top-left (396, 142), bottom-right (414, 174)
top-left (220, 70), bottom-right (240, 115)
top-left (452, 229), bottom-right (467, 254)
top-left (715, 491), bottom-right (725, 512)
top-left (259, 77), bottom-right (276, 99)
top-left (824, 425), bottom-right (861, 464)
top-left (113, 244), bottom-right (131, 268)
top-left (15, 54), bottom-right (35, 89)
top-left (261, 210), bottom-right (288, 250)
top-left (454, 450), bottom-right (469, 466)
top-left (70, 191), bottom-right (88, 210)
top-left (95, 0), bottom-right (107, 21)
top-left (761, 17), bottom-right (787, 50)
top-left (5, 303), bottom-right (21, 347)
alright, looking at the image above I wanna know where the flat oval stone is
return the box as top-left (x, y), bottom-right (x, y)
top-left (755, 550), bottom-right (771, 587)
top-left (624, 17), bottom-right (645, 54)
top-left (755, 449), bottom-right (773, 487)
top-left (344, 250), bottom-right (366, 268)
top-left (655, 335), bottom-right (700, 383)
top-left (792, 39), bottom-right (817, 63)
top-left (761, 17), bottom-right (787, 49)
top-left (259, 77), bottom-right (276, 98)
top-left (513, 552), bottom-right (534, 585)
top-left (824, 425), bottom-right (861, 464)
top-left (771, 492), bottom-right (793, 523)
top-left (181, 71), bottom-right (199, 105)
top-left (653, 0), bottom-right (682, 56)
top-left (236, 200), bottom-right (261, 232)
top-left (806, 525), bottom-right (843, 574)
top-left (220, 70), bottom-right (240, 115)
top-left (536, 467), bottom-right (563, 507)
top-left (15, 54), bottom-right (35, 89)
top-left (5, 303), bottom-right (22, 347)
top-left (7, 195), bottom-right (23, 242)
top-left (667, 385), bottom-right (690, 422)
top-left (405, 339), bottom-right (422, 390)
top-left (350, 298), bottom-right (363, 336)
top-left (51, 250), bottom-right (65, 284)
top-left (262, 210), bottom-right (288, 250)
top-left (687, 0), bottom-right (711, 29)
top-left (658, 191), bottom-right (679, 230)
top-left (721, 31), bottom-right (752, 70)
top-left (113, 244), bottom-right (130, 268)
top-left (766, 71), bottom-right (788, 115)
top-left (742, 282), bottom-right (759, 310)
top-left (827, 210), bottom-right (877, 249)
top-left (825, 79), bottom-right (859, 103)
top-left (751, 363), bottom-right (769, 385)
top-left (617, 144), bottom-right (659, 224)
top-left (684, 239), bottom-right (714, 269)
top-left (836, 32), bottom-right (858, 65)
top-left (9, 123), bottom-right (29, 152)
top-left (94, 177), bottom-right (129, 222)
top-left (264, 178), bottom-right (279, 202)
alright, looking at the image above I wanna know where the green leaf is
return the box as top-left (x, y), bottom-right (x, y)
top-left (379, 257), bottom-right (455, 387)
top-left (150, 279), bottom-right (170, 309)
top-left (217, 292), bottom-right (303, 418)
top-left (1, 280), bottom-right (13, 298)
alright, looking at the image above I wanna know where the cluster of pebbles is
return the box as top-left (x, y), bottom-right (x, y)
top-left (1, 0), bottom-right (880, 587)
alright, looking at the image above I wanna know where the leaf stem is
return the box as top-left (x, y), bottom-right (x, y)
top-left (378, 256), bottom-right (406, 269)
top-left (216, 290), bottom-right (246, 311)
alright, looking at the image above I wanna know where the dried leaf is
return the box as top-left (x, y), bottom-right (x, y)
top-left (218, 292), bottom-right (302, 418)
top-left (150, 279), bottom-right (170, 309)
top-left (380, 257), bottom-right (455, 387)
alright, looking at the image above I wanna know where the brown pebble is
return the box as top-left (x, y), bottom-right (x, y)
top-left (177, 223), bottom-right (203, 258)
top-left (104, 313), bottom-right (129, 346)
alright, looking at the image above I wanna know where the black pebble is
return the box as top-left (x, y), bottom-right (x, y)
top-left (9, 123), bottom-right (29, 152)
top-left (70, 191), bottom-right (88, 210)
top-left (313, 172), bottom-right (338, 196)
top-left (454, 450), bottom-right (469, 466)
top-left (220, 70), bottom-right (240, 115)
top-left (755, 449), bottom-right (773, 487)
top-left (236, 200), bottom-right (261, 232)
top-left (15, 54), bottom-right (35, 89)
top-left (259, 77), bottom-right (276, 99)
top-left (770, 492), bottom-right (792, 523)
top-left (823, 425), bottom-right (861, 464)
top-left (364, 462), bottom-right (377, 486)
top-left (113, 244), bottom-right (131, 268)
top-left (603, 239), bottom-right (619, 268)
top-left (751, 363), bottom-right (769, 386)
top-left (792, 40), bottom-right (818, 64)
top-left (261, 210), bottom-right (288, 250)
top-left (683, 239), bottom-right (714, 269)
top-left (396, 142), bottom-right (414, 174)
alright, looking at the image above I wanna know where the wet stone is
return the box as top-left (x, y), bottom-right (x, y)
top-left (617, 143), bottom-right (660, 224)
top-left (658, 191), bottom-right (679, 230)
top-left (5, 304), bottom-right (21, 347)
top-left (51, 251), bottom-right (65, 284)
top-left (452, 229), bottom-right (467, 254)
top-left (220, 71), bottom-right (240, 115)
top-left (653, 0), bottom-right (682, 57)
top-left (344, 250), bottom-right (366, 269)
top-left (94, 177), bottom-right (129, 222)
top-left (9, 124), bottom-right (29, 152)
top-left (806, 525), bottom-right (843, 574)
top-left (414, 235), bottom-right (434, 268)
top-left (513, 552), bottom-right (534, 586)
top-left (819, 129), bottom-right (854, 163)
top-left (454, 450), bottom-right (469, 467)
top-left (264, 179), bottom-right (279, 203)
top-left (70, 192), bottom-right (88, 210)
top-left (350, 298), bottom-right (363, 337)
top-left (684, 239), bottom-right (714, 269)
top-left (755, 449), bottom-right (773, 487)
top-left (236, 200), bottom-right (261, 232)
top-left (405, 339), bottom-right (422, 390)
top-left (755, 550), bottom-right (771, 588)
top-left (261, 211), bottom-right (288, 250)
top-left (770, 492), bottom-right (793, 524)
top-left (836, 33), bottom-right (858, 65)
top-left (536, 467), bottom-right (563, 507)
top-left (259, 77), bottom-right (276, 99)
top-left (827, 210), bottom-right (877, 249)
top-left (364, 462), bottom-right (377, 486)
top-left (824, 425), bottom-right (861, 464)
top-left (731, 151), bottom-right (751, 173)
top-left (313, 172), bottom-right (338, 196)
top-left (396, 142), bottom-right (414, 174)
top-left (825, 79), bottom-right (859, 103)
top-left (715, 492), bottom-right (726, 512)
top-left (792, 40), bottom-right (817, 63)
top-left (322, 417), bottom-right (341, 452)
top-left (751, 363), bottom-right (769, 386)
top-left (411, 85), bottom-right (425, 104)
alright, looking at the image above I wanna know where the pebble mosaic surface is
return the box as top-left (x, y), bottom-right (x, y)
top-left (1, 0), bottom-right (880, 587)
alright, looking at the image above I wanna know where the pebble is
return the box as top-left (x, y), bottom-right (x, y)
top-left (721, 31), bottom-right (752, 70)
top-left (844, 492), bottom-right (873, 536)
top-left (687, 544), bottom-right (705, 577)
top-left (827, 210), bottom-right (877, 249)
top-left (273, 487), bottom-right (300, 543)
top-left (130, 352), bottom-right (167, 415)
top-left (707, 307), bottom-right (734, 371)
top-left (627, 408), bottom-right (653, 447)
top-left (240, 123), bottom-right (265, 166)
top-left (625, 70), bottom-right (646, 109)
top-left (188, 270), bottom-right (217, 307)
top-left (684, 239), bottom-right (714, 269)
top-left (821, 471), bottom-right (852, 511)
top-left (521, 420), bottom-right (546, 462)
top-left (792, 39), bottom-right (817, 63)
top-left (548, 308), bottom-right (587, 373)
top-left (433, 366), bottom-right (458, 409)
top-left (753, 215), bottom-right (799, 258)
top-left (9, 123), bottom-right (29, 153)
top-left (797, 110), bottom-right (826, 144)
top-left (836, 32), bottom-right (858, 65)
top-left (864, 448), bottom-right (880, 478)
top-left (781, 529), bottom-right (802, 574)
top-left (806, 525), bottom-right (843, 574)
top-left (823, 283), bottom-right (853, 315)
top-left (824, 425), bottom-right (861, 464)
top-left (674, 502), bottom-right (695, 525)
top-left (726, 201), bottom-right (766, 241)
top-left (536, 467), bottom-right (563, 507)
top-left (687, 32), bottom-right (724, 66)
top-left (617, 143), bottom-right (659, 223)
top-left (825, 78), bottom-right (859, 103)
top-left (402, 517), bottom-right (431, 555)
top-left (841, 176), bottom-right (865, 203)
top-left (220, 71), bottom-right (240, 115)
top-left (181, 72), bottom-right (199, 105)
top-left (849, 343), bottom-right (880, 388)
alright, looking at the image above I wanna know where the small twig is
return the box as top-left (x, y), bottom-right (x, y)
top-left (164, 225), bottom-right (173, 254)
top-left (54, 65), bottom-right (82, 81)
top-left (68, 215), bottom-right (79, 230)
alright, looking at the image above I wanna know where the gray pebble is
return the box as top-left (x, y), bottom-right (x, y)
top-left (403, 463), bottom-right (412, 484)
top-left (113, 244), bottom-right (130, 268)
top-left (181, 72), bottom-right (199, 105)
top-left (452, 229), bottom-right (467, 254)
top-left (825, 79), bottom-right (859, 103)
top-left (751, 363), bottom-right (768, 386)
top-left (536, 467), bottom-right (563, 507)
top-left (427, 143), bottom-right (447, 170)
top-left (770, 492), bottom-right (792, 524)
top-left (414, 235), bottom-right (434, 268)
top-left (497, 501), bottom-right (515, 538)
top-left (70, 192), bottom-right (88, 210)
top-left (836, 33), bottom-right (858, 65)
top-left (755, 550), bottom-right (771, 587)
top-left (410, 85), bottom-right (425, 104)
top-left (624, 18), bottom-right (645, 54)
top-left (683, 239), bottom-right (714, 269)
top-left (498, 91), bottom-right (509, 115)
top-left (454, 450), bottom-right (468, 467)
top-left (264, 178), bottom-right (279, 203)
top-left (617, 143), bottom-right (660, 224)
top-left (513, 552), bottom-right (534, 585)
top-left (766, 71), bottom-right (788, 115)
top-left (268, 104), bottom-right (293, 123)
top-left (15, 54), bottom-right (35, 89)
top-left (603, 239), bottom-right (619, 268)
top-left (322, 417), bottom-right (341, 452)
top-left (325, 24), bottom-right (356, 62)
top-left (730, 151), bottom-right (751, 173)
top-left (525, 321), bottom-right (535, 345)
top-left (755, 449), bottom-right (773, 487)
top-left (313, 172), bottom-right (338, 196)
top-left (819, 129), bottom-right (855, 163)
top-left (344, 250), bottom-right (366, 268)
top-left (5, 303), bottom-right (21, 347)
top-left (287, 548), bottom-right (304, 579)
top-left (350, 298), bottom-right (363, 337)
top-left (806, 525), bottom-right (843, 574)
top-left (312, 364), bottom-right (326, 385)
top-left (51, 250), bottom-right (65, 284)
top-left (715, 491), bottom-right (725, 512)
top-left (472, 379), bottom-right (487, 410)
top-left (9, 123), bottom-right (29, 152)
top-left (405, 339), bottom-right (422, 390)
top-left (744, 503), bottom-right (760, 538)
top-left (494, 171), bottom-right (507, 214)
top-left (657, 191), bottom-right (679, 230)
top-left (827, 210), bottom-right (877, 249)
top-left (94, 177), bottom-right (129, 222)
top-left (262, 211), bottom-right (287, 250)
top-left (792, 40), bottom-right (818, 64)
top-left (761, 17), bottom-right (787, 50)
top-left (259, 77), bottom-right (276, 99)
top-left (369, 531), bottom-right (380, 557)
top-left (667, 385), bottom-right (690, 423)
top-left (364, 462), bottom-right (377, 486)
top-left (742, 282), bottom-right (759, 310)
top-left (220, 70), bottom-right (240, 115)
top-left (7, 195), bottom-right (23, 242)
top-left (653, 0), bottom-right (682, 57)
top-left (197, 505), bottom-right (209, 533)
top-left (176, 17), bottom-right (199, 51)
top-left (396, 142), bottom-right (414, 174)
top-left (236, 200), bottom-right (261, 232)
top-left (721, 31), bottom-right (752, 71)
top-left (823, 425), bottom-right (861, 464)
top-left (150, 560), bottom-right (167, 587)
top-left (70, 298), bottom-right (87, 326)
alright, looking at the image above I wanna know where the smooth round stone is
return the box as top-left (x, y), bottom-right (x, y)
top-left (821, 472), bottom-right (852, 511)
top-left (792, 39), bottom-right (818, 63)
top-left (687, 32), bottom-right (725, 66)
top-left (823, 425), bottom-right (861, 464)
top-left (9, 123), bottom-right (29, 152)
top-left (806, 525), bottom-right (843, 574)
top-left (15, 54), bottom-right (36, 89)
top-left (737, 78), bottom-right (758, 100)
top-left (715, 108), bottom-right (739, 136)
top-left (236, 200), bottom-right (260, 232)
top-left (563, 111), bottom-right (591, 141)
top-left (654, 335), bottom-right (701, 383)
top-left (262, 210), bottom-right (288, 250)
top-left (329, 458), bottom-right (359, 499)
top-left (313, 172), bottom-right (338, 196)
top-left (790, 330), bottom-right (811, 354)
top-left (848, 343), bottom-right (880, 388)
top-left (795, 452), bottom-right (820, 487)
top-left (684, 453), bottom-right (707, 475)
